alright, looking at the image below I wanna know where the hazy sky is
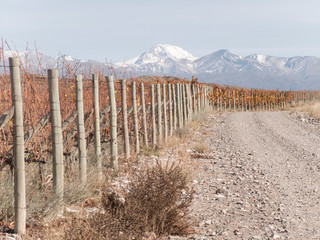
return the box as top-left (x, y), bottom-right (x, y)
top-left (1, 0), bottom-right (320, 62)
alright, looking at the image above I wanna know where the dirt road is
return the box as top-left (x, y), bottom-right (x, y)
top-left (184, 111), bottom-right (320, 239)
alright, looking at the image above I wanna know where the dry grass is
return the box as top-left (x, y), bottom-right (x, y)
top-left (294, 100), bottom-right (320, 119)
top-left (0, 159), bottom-right (102, 228)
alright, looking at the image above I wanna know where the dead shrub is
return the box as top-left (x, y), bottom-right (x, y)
top-left (63, 160), bottom-right (194, 239)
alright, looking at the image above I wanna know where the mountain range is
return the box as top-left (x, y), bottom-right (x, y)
top-left (2, 44), bottom-right (320, 90)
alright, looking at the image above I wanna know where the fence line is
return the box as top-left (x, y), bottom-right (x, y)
top-left (2, 57), bottom-right (320, 234)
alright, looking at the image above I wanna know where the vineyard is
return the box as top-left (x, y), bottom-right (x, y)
top-left (1, 52), bottom-right (320, 236)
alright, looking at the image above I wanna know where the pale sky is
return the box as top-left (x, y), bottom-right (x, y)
top-left (1, 0), bottom-right (320, 62)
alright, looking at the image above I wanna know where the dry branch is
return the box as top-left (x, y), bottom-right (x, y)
top-left (0, 111), bottom-right (50, 171)
top-left (0, 106), bottom-right (14, 130)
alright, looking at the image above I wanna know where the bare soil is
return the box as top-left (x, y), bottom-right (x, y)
top-left (169, 111), bottom-right (320, 240)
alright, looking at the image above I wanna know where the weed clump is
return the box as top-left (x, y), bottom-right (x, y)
top-left (63, 161), bottom-right (194, 240)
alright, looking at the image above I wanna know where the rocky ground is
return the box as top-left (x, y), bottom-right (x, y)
top-left (167, 111), bottom-right (320, 240)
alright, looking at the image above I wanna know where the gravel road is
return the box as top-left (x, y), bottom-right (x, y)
top-left (181, 111), bottom-right (320, 240)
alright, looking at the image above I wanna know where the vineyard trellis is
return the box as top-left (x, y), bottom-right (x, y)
top-left (1, 57), bottom-right (320, 234)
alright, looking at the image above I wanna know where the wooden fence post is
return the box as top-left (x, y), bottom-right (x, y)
top-left (121, 79), bottom-right (130, 158)
top-left (156, 84), bottom-right (162, 144)
top-left (245, 92), bottom-right (248, 111)
top-left (168, 84), bottom-right (173, 136)
top-left (216, 88), bottom-right (220, 111)
top-left (140, 83), bottom-right (148, 146)
top-left (248, 92), bottom-right (251, 111)
top-left (204, 86), bottom-right (207, 110)
top-left (75, 75), bottom-right (87, 184)
top-left (48, 68), bottom-right (64, 214)
top-left (163, 83), bottom-right (168, 141)
top-left (180, 84), bottom-right (183, 122)
top-left (241, 92), bottom-right (244, 111)
top-left (213, 87), bottom-right (216, 110)
top-left (224, 93), bottom-right (227, 112)
top-left (192, 84), bottom-right (196, 114)
top-left (10, 57), bottom-right (26, 234)
top-left (132, 82), bottom-right (140, 153)
top-left (233, 90), bottom-right (236, 111)
top-left (180, 84), bottom-right (184, 124)
top-left (176, 84), bottom-right (182, 129)
top-left (92, 74), bottom-right (102, 180)
top-left (106, 76), bottom-right (118, 171)
top-left (228, 89), bottom-right (231, 110)
top-left (188, 84), bottom-right (193, 119)
top-left (151, 84), bottom-right (156, 146)
top-left (172, 84), bottom-right (177, 130)
top-left (188, 84), bottom-right (192, 118)
top-left (180, 84), bottom-right (184, 125)
top-left (182, 84), bottom-right (187, 124)
top-left (197, 85), bottom-right (201, 113)
top-left (187, 84), bottom-right (192, 120)
top-left (201, 85), bottom-right (204, 111)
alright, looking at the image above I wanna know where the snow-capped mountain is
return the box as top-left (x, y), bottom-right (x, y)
top-left (2, 44), bottom-right (320, 90)
top-left (115, 44), bottom-right (196, 78)
top-left (116, 45), bottom-right (320, 90)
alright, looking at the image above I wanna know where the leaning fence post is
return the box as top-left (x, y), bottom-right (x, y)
top-left (156, 83), bottom-right (162, 144)
top-left (163, 83), bottom-right (168, 141)
top-left (10, 57), bottom-right (26, 234)
top-left (121, 79), bottom-right (130, 158)
top-left (75, 75), bottom-right (87, 184)
top-left (106, 76), bottom-right (118, 171)
top-left (132, 82), bottom-right (140, 153)
top-left (48, 68), bottom-right (64, 214)
top-left (92, 74), bottom-right (102, 180)
top-left (140, 83), bottom-right (148, 146)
